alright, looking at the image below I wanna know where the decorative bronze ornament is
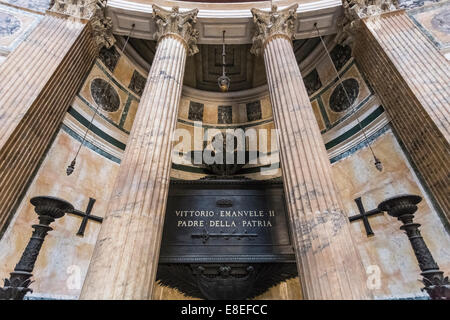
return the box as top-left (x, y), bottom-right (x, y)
top-left (348, 197), bottom-right (383, 237)
top-left (157, 263), bottom-right (297, 300)
top-left (378, 194), bottom-right (450, 300)
top-left (0, 196), bottom-right (74, 300)
top-left (67, 197), bottom-right (103, 237)
top-left (202, 132), bottom-right (246, 176)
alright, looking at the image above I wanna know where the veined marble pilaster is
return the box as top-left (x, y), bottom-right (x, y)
top-left (353, 9), bottom-right (450, 221)
top-left (80, 5), bottom-right (198, 300)
top-left (251, 5), bottom-right (371, 300)
top-left (0, 8), bottom-right (98, 235)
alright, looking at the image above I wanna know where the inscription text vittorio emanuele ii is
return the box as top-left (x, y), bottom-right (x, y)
top-left (175, 210), bottom-right (276, 228)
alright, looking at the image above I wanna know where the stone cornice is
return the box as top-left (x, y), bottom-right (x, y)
top-left (106, 0), bottom-right (343, 44)
top-left (182, 84), bottom-right (269, 104)
top-left (152, 5), bottom-right (199, 56)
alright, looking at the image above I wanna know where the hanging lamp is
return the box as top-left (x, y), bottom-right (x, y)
top-left (218, 30), bottom-right (231, 92)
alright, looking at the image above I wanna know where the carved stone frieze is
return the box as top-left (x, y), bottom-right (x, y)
top-left (250, 4), bottom-right (298, 56)
top-left (152, 5), bottom-right (199, 56)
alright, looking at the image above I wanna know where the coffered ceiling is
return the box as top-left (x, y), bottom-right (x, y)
top-left (126, 37), bottom-right (321, 92)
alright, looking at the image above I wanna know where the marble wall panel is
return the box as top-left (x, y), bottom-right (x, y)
top-left (332, 130), bottom-right (450, 298)
top-left (408, 1), bottom-right (450, 57)
top-left (1, 0), bottom-right (51, 12)
top-left (0, 130), bottom-right (119, 299)
top-left (0, 4), bottom-right (41, 54)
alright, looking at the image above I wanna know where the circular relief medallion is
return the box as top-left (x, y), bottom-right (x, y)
top-left (329, 78), bottom-right (359, 113)
top-left (431, 9), bottom-right (450, 34)
top-left (0, 13), bottom-right (21, 37)
top-left (90, 78), bottom-right (120, 112)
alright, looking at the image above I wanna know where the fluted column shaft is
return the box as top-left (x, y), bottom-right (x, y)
top-left (353, 11), bottom-right (450, 220)
top-left (0, 14), bottom-right (96, 236)
top-left (262, 34), bottom-right (370, 299)
top-left (81, 33), bottom-right (189, 299)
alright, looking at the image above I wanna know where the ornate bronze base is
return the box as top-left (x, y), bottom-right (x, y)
top-left (157, 263), bottom-right (298, 300)
top-left (378, 194), bottom-right (450, 300)
top-left (0, 196), bottom-right (73, 300)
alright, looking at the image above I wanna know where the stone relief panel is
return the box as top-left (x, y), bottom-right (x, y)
top-left (78, 62), bottom-right (132, 128)
top-left (99, 46), bottom-right (121, 72)
top-left (329, 78), bottom-right (360, 113)
top-left (188, 101), bottom-right (204, 121)
top-left (303, 69), bottom-right (322, 96)
top-left (218, 105), bottom-right (232, 124)
top-left (90, 78), bottom-right (121, 113)
top-left (246, 101), bottom-right (262, 122)
top-left (329, 43), bottom-right (352, 72)
top-left (320, 64), bottom-right (371, 125)
top-left (128, 70), bottom-right (146, 96)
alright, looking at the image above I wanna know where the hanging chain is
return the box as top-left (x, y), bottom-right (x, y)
top-left (218, 30), bottom-right (230, 91)
top-left (314, 23), bottom-right (382, 171)
top-left (222, 30), bottom-right (226, 77)
top-left (66, 24), bottom-right (135, 175)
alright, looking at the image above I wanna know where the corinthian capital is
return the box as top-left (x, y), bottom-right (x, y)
top-left (50, 0), bottom-right (115, 50)
top-left (152, 5), bottom-right (200, 56)
top-left (336, 0), bottom-right (399, 46)
top-left (90, 2), bottom-right (115, 50)
top-left (250, 4), bottom-right (298, 56)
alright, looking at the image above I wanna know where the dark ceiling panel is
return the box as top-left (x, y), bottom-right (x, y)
top-left (124, 37), bottom-right (320, 92)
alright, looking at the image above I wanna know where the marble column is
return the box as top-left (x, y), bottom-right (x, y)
top-left (80, 6), bottom-right (199, 300)
top-left (345, 6), bottom-right (450, 221)
top-left (0, 1), bottom-right (109, 236)
top-left (251, 5), bottom-right (370, 299)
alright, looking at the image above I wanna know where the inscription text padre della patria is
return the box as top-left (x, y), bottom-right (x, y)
top-left (175, 209), bottom-right (275, 228)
